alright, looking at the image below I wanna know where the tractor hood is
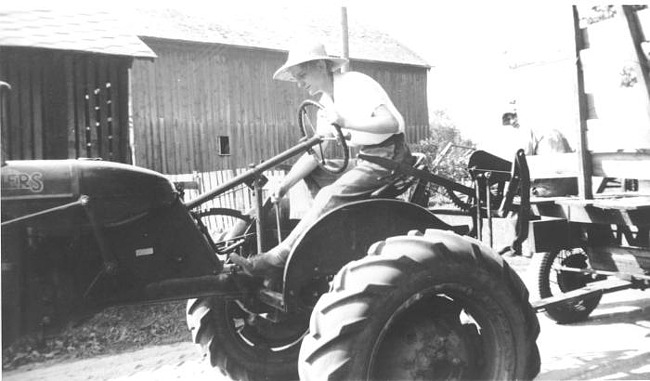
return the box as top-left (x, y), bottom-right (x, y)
top-left (1, 159), bottom-right (177, 227)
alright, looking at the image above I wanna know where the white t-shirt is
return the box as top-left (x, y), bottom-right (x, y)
top-left (318, 72), bottom-right (405, 146)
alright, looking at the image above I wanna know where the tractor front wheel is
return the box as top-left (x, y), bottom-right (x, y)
top-left (186, 297), bottom-right (308, 381)
top-left (299, 229), bottom-right (540, 380)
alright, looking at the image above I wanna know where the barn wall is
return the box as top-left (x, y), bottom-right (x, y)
top-left (131, 39), bottom-right (429, 174)
top-left (353, 60), bottom-right (429, 143)
top-left (131, 40), bottom-right (299, 174)
top-left (0, 47), bottom-right (131, 162)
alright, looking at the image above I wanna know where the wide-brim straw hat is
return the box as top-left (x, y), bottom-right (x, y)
top-left (273, 41), bottom-right (348, 82)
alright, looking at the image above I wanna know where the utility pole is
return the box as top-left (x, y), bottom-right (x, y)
top-left (341, 6), bottom-right (350, 72)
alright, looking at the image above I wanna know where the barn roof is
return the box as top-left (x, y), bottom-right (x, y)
top-left (131, 7), bottom-right (430, 68)
top-left (0, 9), bottom-right (157, 59)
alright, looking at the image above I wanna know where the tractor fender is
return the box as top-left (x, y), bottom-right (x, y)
top-left (282, 198), bottom-right (466, 312)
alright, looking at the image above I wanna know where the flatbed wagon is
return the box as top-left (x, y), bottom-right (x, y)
top-left (522, 5), bottom-right (650, 323)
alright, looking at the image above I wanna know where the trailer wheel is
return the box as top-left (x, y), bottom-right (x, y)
top-left (534, 248), bottom-right (602, 323)
top-left (299, 229), bottom-right (540, 381)
top-left (187, 297), bottom-right (308, 381)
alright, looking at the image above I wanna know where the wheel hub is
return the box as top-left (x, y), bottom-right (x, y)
top-left (372, 298), bottom-right (480, 380)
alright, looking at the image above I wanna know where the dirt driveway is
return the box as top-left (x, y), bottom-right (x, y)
top-left (4, 268), bottom-right (650, 380)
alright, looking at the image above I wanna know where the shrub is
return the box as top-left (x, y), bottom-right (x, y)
top-left (409, 112), bottom-right (475, 207)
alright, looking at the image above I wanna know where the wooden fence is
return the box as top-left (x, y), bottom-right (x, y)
top-left (166, 168), bottom-right (291, 236)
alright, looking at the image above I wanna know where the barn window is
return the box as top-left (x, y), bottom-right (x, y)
top-left (218, 136), bottom-right (230, 155)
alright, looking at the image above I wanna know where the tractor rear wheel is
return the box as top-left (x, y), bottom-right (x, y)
top-left (299, 229), bottom-right (540, 381)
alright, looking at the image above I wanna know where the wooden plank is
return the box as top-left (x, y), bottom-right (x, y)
top-left (588, 245), bottom-right (650, 275)
top-left (131, 60), bottom-right (144, 166)
top-left (196, 120), bottom-right (205, 172)
top-left (84, 57), bottom-right (97, 158)
top-left (144, 60), bottom-right (157, 167)
top-left (527, 152), bottom-right (650, 180)
top-left (160, 53), bottom-right (173, 173)
top-left (115, 61), bottom-right (130, 163)
top-left (593, 152), bottom-right (650, 179)
top-left (96, 58), bottom-right (109, 159)
top-left (18, 59), bottom-right (32, 159)
top-left (171, 52), bottom-right (183, 173)
top-left (73, 56), bottom-right (86, 158)
top-left (152, 117), bottom-right (162, 172)
top-left (0, 62), bottom-right (10, 161)
top-left (139, 60), bottom-right (157, 168)
top-left (544, 196), bottom-right (650, 225)
top-left (106, 59), bottom-right (118, 161)
top-left (531, 278), bottom-right (632, 312)
top-left (175, 118), bottom-right (185, 173)
top-left (590, 196), bottom-right (650, 211)
top-left (187, 53), bottom-right (199, 170)
top-left (6, 54), bottom-right (23, 158)
top-left (205, 52), bottom-right (215, 171)
top-left (62, 55), bottom-right (77, 159)
top-left (32, 57), bottom-right (44, 159)
top-left (195, 54), bottom-right (207, 172)
top-left (178, 51), bottom-right (189, 173)
top-left (188, 119), bottom-right (197, 172)
top-left (573, 5), bottom-right (593, 199)
top-left (117, 64), bottom-right (130, 164)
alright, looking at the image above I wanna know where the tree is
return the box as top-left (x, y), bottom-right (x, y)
top-left (580, 5), bottom-right (647, 25)
top-left (410, 109), bottom-right (475, 206)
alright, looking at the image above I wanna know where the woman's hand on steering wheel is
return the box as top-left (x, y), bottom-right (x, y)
top-left (322, 107), bottom-right (345, 129)
top-left (298, 99), bottom-right (349, 174)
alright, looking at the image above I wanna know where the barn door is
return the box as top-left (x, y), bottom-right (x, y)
top-left (0, 48), bottom-right (131, 163)
top-left (70, 54), bottom-right (131, 162)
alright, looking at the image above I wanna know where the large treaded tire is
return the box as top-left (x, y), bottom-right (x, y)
top-left (187, 297), bottom-right (307, 381)
top-left (186, 209), bottom-right (305, 381)
top-left (533, 248), bottom-right (602, 324)
top-left (299, 229), bottom-right (540, 381)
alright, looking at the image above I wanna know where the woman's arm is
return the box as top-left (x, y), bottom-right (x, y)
top-left (272, 153), bottom-right (319, 202)
top-left (326, 104), bottom-right (399, 134)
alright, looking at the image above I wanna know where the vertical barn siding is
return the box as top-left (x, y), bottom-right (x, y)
top-left (130, 39), bottom-right (429, 174)
top-left (0, 47), bottom-right (131, 162)
top-left (131, 40), bottom-right (303, 174)
top-left (353, 61), bottom-right (429, 144)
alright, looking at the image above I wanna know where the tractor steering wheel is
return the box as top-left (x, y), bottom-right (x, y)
top-left (298, 100), bottom-right (349, 174)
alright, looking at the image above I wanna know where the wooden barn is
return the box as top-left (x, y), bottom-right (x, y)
top-left (0, 10), bottom-right (156, 163)
top-left (129, 8), bottom-right (431, 175)
top-left (1, 8), bottom-right (430, 218)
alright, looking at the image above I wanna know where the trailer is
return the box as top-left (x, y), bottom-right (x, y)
top-left (524, 5), bottom-right (650, 323)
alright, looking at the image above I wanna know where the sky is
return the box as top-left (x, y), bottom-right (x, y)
top-left (342, 1), bottom-right (577, 144)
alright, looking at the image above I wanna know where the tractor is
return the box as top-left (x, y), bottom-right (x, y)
top-left (2, 98), bottom-right (540, 380)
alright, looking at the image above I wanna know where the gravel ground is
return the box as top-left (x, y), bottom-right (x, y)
top-left (3, 218), bottom-right (649, 380)
top-left (4, 252), bottom-right (650, 381)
